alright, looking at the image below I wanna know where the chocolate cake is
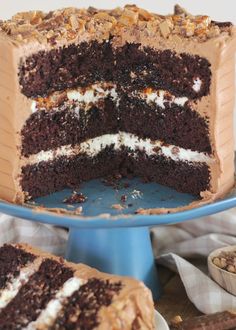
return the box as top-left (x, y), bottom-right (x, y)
top-left (0, 243), bottom-right (155, 329)
top-left (0, 5), bottom-right (235, 208)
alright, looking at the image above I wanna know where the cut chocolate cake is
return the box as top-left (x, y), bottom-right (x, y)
top-left (0, 243), bottom-right (155, 329)
top-left (0, 5), bottom-right (235, 209)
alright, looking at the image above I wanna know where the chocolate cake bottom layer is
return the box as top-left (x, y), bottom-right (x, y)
top-left (21, 147), bottom-right (210, 199)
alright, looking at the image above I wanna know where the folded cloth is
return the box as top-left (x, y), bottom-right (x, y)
top-left (1, 208), bottom-right (236, 314)
top-left (151, 207), bottom-right (236, 313)
top-left (0, 213), bottom-right (67, 255)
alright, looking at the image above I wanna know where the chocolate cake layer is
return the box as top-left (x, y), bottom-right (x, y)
top-left (21, 147), bottom-right (210, 198)
top-left (19, 41), bottom-right (114, 98)
top-left (0, 259), bottom-right (73, 329)
top-left (21, 146), bottom-right (123, 198)
top-left (51, 278), bottom-right (122, 330)
top-left (0, 245), bottom-right (36, 290)
top-left (119, 97), bottom-right (211, 153)
top-left (116, 44), bottom-right (211, 98)
top-left (21, 98), bottom-right (118, 157)
top-left (21, 98), bottom-right (210, 156)
top-left (122, 149), bottom-right (210, 196)
top-left (19, 41), bottom-right (211, 99)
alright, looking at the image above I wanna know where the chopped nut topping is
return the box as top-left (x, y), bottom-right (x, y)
top-left (174, 5), bottom-right (190, 17)
top-left (94, 12), bottom-right (117, 25)
top-left (159, 20), bottom-right (171, 38)
top-left (119, 9), bottom-right (139, 26)
top-left (69, 15), bottom-right (79, 30)
top-left (207, 25), bottom-right (221, 38)
top-left (137, 8), bottom-right (153, 21)
top-left (66, 29), bottom-right (78, 41)
top-left (212, 250), bottom-right (236, 274)
top-left (0, 5), bottom-right (233, 44)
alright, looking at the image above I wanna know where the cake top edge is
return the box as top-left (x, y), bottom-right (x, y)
top-left (0, 4), bottom-right (234, 46)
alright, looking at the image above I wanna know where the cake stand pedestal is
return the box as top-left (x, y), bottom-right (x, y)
top-left (66, 226), bottom-right (160, 299)
top-left (1, 178), bottom-right (236, 300)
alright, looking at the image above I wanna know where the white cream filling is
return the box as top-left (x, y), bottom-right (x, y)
top-left (139, 89), bottom-right (188, 108)
top-left (67, 84), bottom-right (119, 106)
top-left (30, 83), bottom-right (120, 113)
top-left (31, 83), bottom-right (193, 113)
top-left (31, 132), bottom-right (212, 165)
top-left (25, 277), bottom-right (84, 329)
top-left (31, 100), bottom-right (37, 113)
top-left (0, 259), bottom-right (42, 310)
top-left (192, 78), bottom-right (202, 92)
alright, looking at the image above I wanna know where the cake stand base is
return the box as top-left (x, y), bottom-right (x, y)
top-left (65, 226), bottom-right (160, 300)
top-left (2, 178), bottom-right (236, 301)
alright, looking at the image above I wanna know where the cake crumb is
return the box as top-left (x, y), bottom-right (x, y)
top-left (75, 206), bottom-right (83, 215)
top-left (27, 200), bottom-right (36, 205)
top-left (131, 189), bottom-right (143, 199)
top-left (112, 204), bottom-right (124, 210)
top-left (63, 191), bottom-right (87, 204)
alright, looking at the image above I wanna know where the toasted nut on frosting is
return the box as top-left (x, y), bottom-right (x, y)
top-left (0, 5), bottom-right (232, 44)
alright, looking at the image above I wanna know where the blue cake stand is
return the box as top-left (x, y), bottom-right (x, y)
top-left (1, 177), bottom-right (236, 300)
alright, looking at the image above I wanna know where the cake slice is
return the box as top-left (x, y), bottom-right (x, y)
top-left (0, 5), bottom-right (235, 208)
top-left (0, 243), bottom-right (155, 329)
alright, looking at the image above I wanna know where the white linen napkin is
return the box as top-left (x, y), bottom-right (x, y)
top-left (0, 213), bottom-right (67, 255)
top-left (152, 208), bottom-right (236, 313)
top-left (1, 208), bottom-right (236, 313)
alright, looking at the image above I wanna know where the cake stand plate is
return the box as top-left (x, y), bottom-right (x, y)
top-left (1, 178), bottom-right (236, 300)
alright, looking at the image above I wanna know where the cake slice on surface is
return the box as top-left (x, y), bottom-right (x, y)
top-left (0, 243), bottom-right (155, 329)
top-left (0, 5), bottom-right (235, 210)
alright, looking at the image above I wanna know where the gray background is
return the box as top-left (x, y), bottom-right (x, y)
top-left (1, 0), bottom-right (236, 22)
top-left (1, 0), bottom-right (235, 22)
top-left (1, 0), bottom-right (236, 136)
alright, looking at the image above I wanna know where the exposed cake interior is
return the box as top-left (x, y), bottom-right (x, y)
top-left (0, 5), bottom-right (235, 206)
top-left (0, 244), bottom-right (154, 329)
top-left (18, 41), bottom-right (214, 199)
